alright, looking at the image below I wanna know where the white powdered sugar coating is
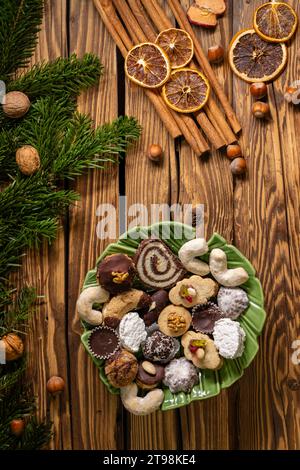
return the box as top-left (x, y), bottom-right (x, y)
top-left (213, 318), bottom-right (246, 359)
top-left (119, 311), bottom-right (147, 353)
top-left (217, 287), bottom-right (249, 320)
top-left (163, 357), bottom-right (199, 393)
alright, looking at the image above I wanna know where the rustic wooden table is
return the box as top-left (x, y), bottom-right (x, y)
top-left (25, 0), bottom-right (300, 450)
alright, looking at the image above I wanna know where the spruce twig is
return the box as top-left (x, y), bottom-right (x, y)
top-left (0, 0), bottom-right (141, 451)
top-left (0, 0), bottom-right (44, 81)
top-left (8, 54), bottom-right (104, 98)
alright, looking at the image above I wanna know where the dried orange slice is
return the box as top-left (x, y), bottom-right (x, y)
top-left (162, 68), bottom-right (210, 113)
top-left (125, 43), bottom-right (171, 89)
top-left (254, 2), bottom-right (298, 43)
top-left (229, 29), bottom-right (287, 83)
top-left (155, 28), bottom-right (194, 69)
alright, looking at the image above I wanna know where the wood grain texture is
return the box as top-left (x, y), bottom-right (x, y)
top-left (232, 0), bottom-right (300, 450)
top-left (24, 0), bottom-right (72, 450)
top-left (124, 1), bottom-right (179, 447)
top-left (177, 0), bottom-right (234, 450)
top-left (67, 0), bottom-right (121, 450)
top-left (23, 0), bottom-right (300, 450)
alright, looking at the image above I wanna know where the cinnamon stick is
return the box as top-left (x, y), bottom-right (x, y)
top-left (112, 0), bottom-right (209, 155)
top-left (129, 1), bottom-right (222, 152)
top-left (167, 0), bottom-right (241, 134)
top-left (127, 0), bottom-right (157, 42)
top-left (139, 0), bottom-right (227, 148)
top-left (93, 0), bottom-right (182, 140)
top-left (206, 98), bottom-right (236, 144)
top-left (144, 0), bottom-right (236, 144)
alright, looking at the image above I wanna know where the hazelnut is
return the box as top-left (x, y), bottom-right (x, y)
top-left (252, 101), bottom-right (270, 119)
top-left (0, 333), bottom-right (24, 361)
top-left (250, 82), bottom-right (267, 99)
top-left (10, 419), bottom-right (25, 437)
top-left (208, 45), bottom-right (224, 64)
top-left (230, 157), bottom-right (247, 176)
top-left (2, 91), bottom-right (30, 118)
top-left (142, 361), bottom-right (156, 376)
top-left (16, 145), bottom-right (40, 175)
top-left (147, 144), bottom-right (163, 162)
top-left (46, 376), bottom-right (65, 395)
top-left (226, 144), bottom-right (242, 160)
top-left (284, 86), bottom-right (300, 104)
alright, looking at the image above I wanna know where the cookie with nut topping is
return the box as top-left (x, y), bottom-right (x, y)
top-left (169, 275), bottom-right (218, 308)
top-left (97, 253), bottom-right (136, 295)
top-left (136, 361), bottom-right (165, 390)
top-left (158, 305), bottom-right (192, 337)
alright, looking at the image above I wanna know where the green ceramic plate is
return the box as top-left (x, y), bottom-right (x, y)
top-left (81, 222), bottom-right (266, 411)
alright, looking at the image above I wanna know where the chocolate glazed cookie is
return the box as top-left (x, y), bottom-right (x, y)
top-left (136, 361), bottom-right (165, 390)
top-left (134, 239), bottom-right (186, 289)
top-left (97, 253), bottom-right (136, 295)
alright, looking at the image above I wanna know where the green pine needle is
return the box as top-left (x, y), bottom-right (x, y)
top-left (8, 54), bottom-right (103, 98)
top-left (0, 0), bottom-right (142, 451)
top-left (0, 0), bottom-right (44, 81)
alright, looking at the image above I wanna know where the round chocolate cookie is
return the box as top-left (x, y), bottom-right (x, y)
top-left (143, 290), bottom-right (169, 326)
top-left (192, 302), bottom-right (222, 334)
top-left (142, 330), bottom-right (179, 363)
top-left (88, 326), bottom-right (120, 360)
top-left (97, 253), bottom-right (136, 295)
top-left (105, 349), bottom-right (138, 388)
top-left (136, 361), bottom-right (165, 390)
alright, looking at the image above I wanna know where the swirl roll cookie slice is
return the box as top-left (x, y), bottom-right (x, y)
top-left (134, 239), bottom-right (186, 289)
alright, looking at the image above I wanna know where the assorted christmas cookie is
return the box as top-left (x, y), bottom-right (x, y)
top-left (104, 349), bottom-right (138, 387)
top-left (163, 357), bottom-right (199, 393)
top-left (88, 326), bottom-right (120, 360)
top-left (169, 275), bottom-right (218, 308)
top-left (191, 302), bottom-right (222, 334)
top-left (97, 253), bottom-right (136, 294)
top-left (79, 234), bottom-right (257, 415)
top-left (213, 318), bottom-right (246, 359)
top-left (102, 289), bottom-right (151, 326)
top-left (134, 238), bottom-right (186, 289)
top-left (142, 289), bottom-right (169, 326)
top-left (142, 330), bottom-right (180, 363)
top-left (158, 305), bottom-right (192, 337)
top-left (136, 361), bottom-right (165, 390)
top-left (217, 286), bottom-right (249, 319)
top-left (181, 331), bottom-right (222, 370)
top-left (119, 311), bottom-right (147, 353)
top-left (178, 238), bottom-right (210, 276)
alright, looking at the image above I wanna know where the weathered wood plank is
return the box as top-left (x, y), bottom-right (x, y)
top-left (25, 0), bottom-right (72, 450)
top-left (232, 0), bottom-right (300, 450)
top-left (68, 0), bottom-right (121, 450)
top-left (177, 0), bottom-right (234, 450)
top-left (124, 6), bottom-right (179, 447)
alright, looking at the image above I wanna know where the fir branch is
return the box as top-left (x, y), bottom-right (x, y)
top-left (0, 384), bottom-right (52, 450)
top-left (52, 114), bottom-right (142, 179)
top-left (16, 418), bottom-right (53, 450)
top-left (0, 359), bottom-right (26, 397)
top-left (0, 287), bottom-right (37, 334)
top-left (0, 0), bottom-right (44, 81)
top-left (8, 54), bottom-right (103, 98)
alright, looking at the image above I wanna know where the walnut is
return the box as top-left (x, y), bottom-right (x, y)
top-left (2, 91), bottom-right (30, 118)
top-left (0, 333), bottom-right (24, 361)
top-left (167, 312), bottom-right (187, 333)
top-left (16, 145), bottom-right (40, 176)
top-left (158, 305), bottom-right (192, 337)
